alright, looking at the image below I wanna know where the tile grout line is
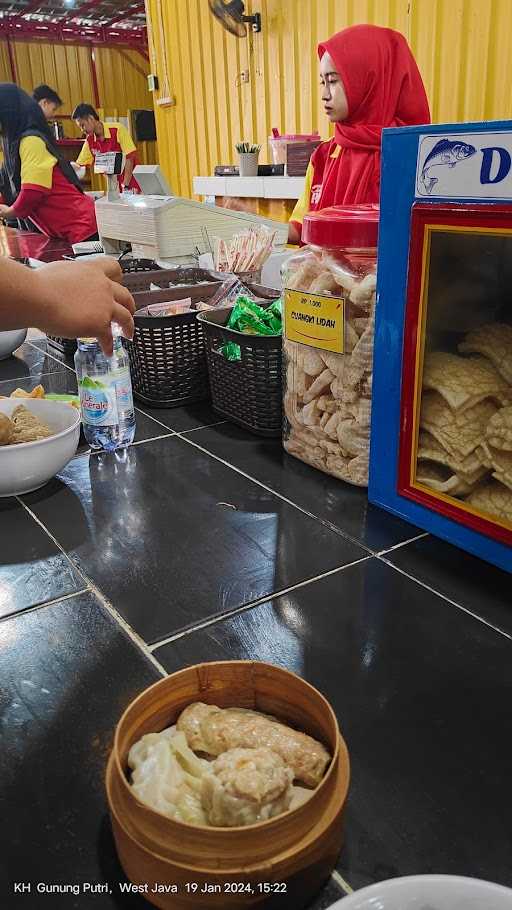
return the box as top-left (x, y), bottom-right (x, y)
top-left (330, 870), bottom-right (353, 895)
top-left (379, 554), bottom-right (512, 643)
top-left (149, 555), bottom-right (373, 652)
top-left (0, 586), bottom-right (90, 625)
top-left (176, 433), bottom-right (375, 556)
top-left (135, 407), bottom-right (182, 434)
top-left (377, 531), bottom-right (429, 556)
top-left (16, 497), bottom-right (169, 678)
top-left (177, 419), bottom-right (229, 435)
top-left (135, 407), bottom-right (228, 437)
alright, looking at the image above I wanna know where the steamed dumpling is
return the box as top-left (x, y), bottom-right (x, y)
top-left (201, 747), bottom-right (294, 827)
top-left (177, 702), bottom-right (331, 787)
top-left (128, 727), bottom-right (208, 825)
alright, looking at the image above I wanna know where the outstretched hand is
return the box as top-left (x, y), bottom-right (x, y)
top-left (35, 257), bottom-right (135, 355)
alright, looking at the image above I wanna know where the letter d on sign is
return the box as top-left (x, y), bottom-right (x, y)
top-left (480, 147), bottom-right (512, 184)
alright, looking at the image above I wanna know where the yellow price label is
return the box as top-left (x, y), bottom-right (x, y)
top-left (284, 289), bottom-right (345, 354)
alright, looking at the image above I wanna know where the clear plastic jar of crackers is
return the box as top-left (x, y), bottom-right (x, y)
top-left (282, 205), bottom-right (379, 487)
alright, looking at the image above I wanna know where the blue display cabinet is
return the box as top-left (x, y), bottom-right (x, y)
top-left (369, 120), bottom-right (512, 572)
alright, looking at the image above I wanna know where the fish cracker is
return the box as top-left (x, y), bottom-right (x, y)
top-left (10, 384), bottom-right (45, 399)
top-left (416, 460), bottom-right (479, 496)
top-left (422, 352), bottom-right (510, 412)
top-left (418, 430), bottom-right (488, 484)
top-left (485, 405), bottom-right (512, 452)
top-left (459, 323), bottom-right (512, 385)
top-left (476, 440), bottom-right (512, 493)
top-left (466, 480), bottom-right (512, 524)
top-left (420, 391), bottom-right (497, 459)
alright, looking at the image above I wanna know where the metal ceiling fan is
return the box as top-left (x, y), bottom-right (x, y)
top-left (208, 0), bottom-right (261, 37)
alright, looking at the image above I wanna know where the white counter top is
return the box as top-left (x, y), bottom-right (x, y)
top-left (193, 175), bottom-right (305, 200)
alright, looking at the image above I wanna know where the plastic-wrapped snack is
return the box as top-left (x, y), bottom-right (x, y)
top-left (282, 205), bottom-right (379, 486)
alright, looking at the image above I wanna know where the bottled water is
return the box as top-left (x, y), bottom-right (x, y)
top-left (75, 325), bottom-right (136, 452)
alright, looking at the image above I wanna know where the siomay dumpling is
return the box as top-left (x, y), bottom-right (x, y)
top-left (201, 747), bottom-right (294, 827)
top-left (128, 726), bottom-right (209, 825)
top-left (177, 702), bottom-right (331, 787)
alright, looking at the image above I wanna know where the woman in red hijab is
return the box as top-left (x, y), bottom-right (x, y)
top-left (289, 24), bottom-right (430, 243)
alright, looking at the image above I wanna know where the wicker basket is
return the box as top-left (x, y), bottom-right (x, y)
top-left (128, 284), bottom-right (220, 408)
top-left (197, 306), bottom-right (283, 437)
top-left (123, 267), bottom-right (222, 294)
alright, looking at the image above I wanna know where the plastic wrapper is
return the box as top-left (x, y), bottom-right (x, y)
top-left (283, 248), bottom-right (376, 487)
top-left (219, 295), bottom-right (282, 361)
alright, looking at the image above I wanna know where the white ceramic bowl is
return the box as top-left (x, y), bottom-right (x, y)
top-left (330, 875), bottom-right (512, 910)
top-left (0, 399), bottom-right (80, 497)
top-left (0, 329), bottom-right (28, 360)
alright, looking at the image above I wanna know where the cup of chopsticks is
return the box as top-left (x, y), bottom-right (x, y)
top-left (236, 141), bottom-right (261, 177)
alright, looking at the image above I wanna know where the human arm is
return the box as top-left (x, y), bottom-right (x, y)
top-left (0, 136), bottom-right (56, 221)
top-left (0, 257), bottom-right (135, 356)
top-left (288, 161), bottom-right (314, 245)
top-left (116, 124), bottom-right (137, 189)
top-left (122, 154), bottom-right (134, 189)
top-left (288, 221), bottom-right (302, 244)
top-left (76, 139), bottom-right (94, 168)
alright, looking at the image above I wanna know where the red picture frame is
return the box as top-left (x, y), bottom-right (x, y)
top-left (398, 202), bottom-right (512, 547)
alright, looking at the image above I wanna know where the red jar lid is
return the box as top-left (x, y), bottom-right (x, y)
top-left (302, 204), bottom-right (379, 248)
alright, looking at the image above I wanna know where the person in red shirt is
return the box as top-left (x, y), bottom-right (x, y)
top-left (72, 103), bottom-right (141, 193)
top-left (0, 84), bottom-right (97, 244)
top-left (288, 24), bottom-right (431, 243)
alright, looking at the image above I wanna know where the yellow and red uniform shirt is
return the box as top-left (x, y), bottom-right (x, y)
top-left (289, 140), bottom-right (342, 237)
top-left (10, 136), bottom-right (97, 243)
top-left (76, 121), bottom-right (140, 192)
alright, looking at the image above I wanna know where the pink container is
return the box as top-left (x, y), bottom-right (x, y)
top-left (269, 129), bottom-right (321, 166)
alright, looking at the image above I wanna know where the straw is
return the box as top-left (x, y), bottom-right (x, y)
top-left (214, 225), bottom-right (276, 273)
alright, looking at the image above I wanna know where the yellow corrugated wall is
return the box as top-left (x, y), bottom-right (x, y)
top-left (0, 40), bottom-right (156, 162)
top-left (146, 0), bottom-right (512, 198)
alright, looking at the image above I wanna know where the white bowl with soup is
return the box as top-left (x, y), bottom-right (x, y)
top-left (0, 399), bottom-right (80, 496)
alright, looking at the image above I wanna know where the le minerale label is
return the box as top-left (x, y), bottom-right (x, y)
top-left (284, 289), bottom-right (345, 354)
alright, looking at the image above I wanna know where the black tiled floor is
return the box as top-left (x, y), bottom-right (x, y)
top-left (188, 423), bottom-right (421, 552)
top-left (3, 333), bottom-right (512, 908)
top-left (22, 437), bottom-right (366, 644)
top-left (309, 879), bottom-right (346, 908)
top-left (155, 558), bottom-right (512, 890)
top-left (0, 339), bottom-right (69, 383)
top-left (0, 592), bottom-right (161, 909)
top-left (139, 399), bottom-right (224, 433)
top-left (0, 498), bottom-right (84, 620)
top-left (385, 535), bottom-right (512, 639)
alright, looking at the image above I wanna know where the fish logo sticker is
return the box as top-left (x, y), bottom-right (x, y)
top-left (419, 139), bottom-right (477, 194)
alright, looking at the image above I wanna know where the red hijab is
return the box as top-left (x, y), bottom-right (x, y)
top-left (315, 24), bottom-right (430, 208)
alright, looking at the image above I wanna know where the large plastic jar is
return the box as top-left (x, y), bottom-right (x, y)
top-left (282, 205), bottom-right (379, 487)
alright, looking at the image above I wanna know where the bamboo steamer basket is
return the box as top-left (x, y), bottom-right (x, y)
top-left (106, 661), bottom-right (350, 910)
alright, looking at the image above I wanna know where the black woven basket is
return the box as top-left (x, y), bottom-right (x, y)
top-left (197, 306), bottom-right (283, 437)
top-left (128, 313), bottom-right (209, 408)
top-left (46, 335), bottom-right (78, 358)
top-left (123, 267), bottom-right (222, 295)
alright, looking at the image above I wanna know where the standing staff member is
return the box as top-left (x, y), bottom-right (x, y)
top-left (288, 24), bottom-right (430, 243)
top-left (72, 103), bottom-right (141, 193)
top-left (33, 85), bottom-right (63, 121)
top-left (0, 84), bottom-right (97, 243)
